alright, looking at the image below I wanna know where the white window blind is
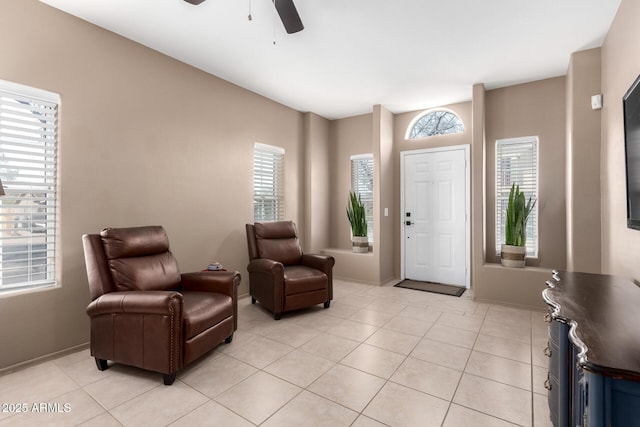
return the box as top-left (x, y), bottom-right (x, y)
top-left (496, 137), bottom-right (538, 257)
top-left (351, 154), bottom-right (374, 243)
top-left (254, 143), bottom-right (285, 222)
top-left (0, 81), bottom-right (59, 293)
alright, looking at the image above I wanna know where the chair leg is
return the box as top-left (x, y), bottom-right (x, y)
top-left (251, 297), bottom-right (256, 304)
top-left (163, 373), bottom-right (176, 386)
top-left (95, 358), bottom-right (108, 371)
top-left (225, 334), bottom-right (233, 343)
top-left (274, 312), bottom-right (282, 320)
top-left (324, 301), bottom-right (331, 309)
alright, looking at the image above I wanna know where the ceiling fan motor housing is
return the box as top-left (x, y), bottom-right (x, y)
top-left (182, 0), bottom-right (303, 34)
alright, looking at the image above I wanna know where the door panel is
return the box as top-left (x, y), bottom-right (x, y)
top-left (403, 148), bottom-right (467, 287)
top-left (438, 232), bottom-right (454, 270)
top-left (414, 231), bottom-right (431, 269)
top-left (438, 180), bottom-right (453, 220)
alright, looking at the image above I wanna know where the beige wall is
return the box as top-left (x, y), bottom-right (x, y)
top-left (392, 102), bottom-right (473, 278)
top-left (373, 105), bottom-right (395, 284)
top-left (0, 0), bottom-right (312, 369)
top-left (472, 83), bottom-right (551, 310)
top-left (471, 84), bottom-right (488, 295)
top-left (566, 48), bottom-right (602, 273)
top-left (393, 91), bottom-right (564, 310)
top-left (601, 0), bottom-right (640, 281)
top-left (328, 113), bottom-right (373, 250)
top-left (471, 63), bottom-right (607, 309)
top-left (485, 77), bottom-right (567, 269)
top-left (303, 113), bottom-right (331, 253)
top-left (328, 87), bottom-right (563, 308)
top-left (325, 109), bottom-right (397, 285)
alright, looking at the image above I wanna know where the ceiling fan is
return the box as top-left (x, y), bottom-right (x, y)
top-left (184, 0), bottom-right (304, 34)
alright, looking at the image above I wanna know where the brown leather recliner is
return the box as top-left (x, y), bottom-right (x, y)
top-left (246, 221), bottom-right (335, 320)
top-left (82, 226), bottom-right (240, 385)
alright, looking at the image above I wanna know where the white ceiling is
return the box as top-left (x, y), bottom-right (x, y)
top-left (40, 0), bottom-right (621, 120)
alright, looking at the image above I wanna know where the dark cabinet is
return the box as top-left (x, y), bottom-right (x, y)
top-left (546, 318), bottom-right (570, 426)
top-left (543, 270), bottom-right (640, 427)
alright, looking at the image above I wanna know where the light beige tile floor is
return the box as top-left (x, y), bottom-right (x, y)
top-left (0, 279), bottom-right (553, 426)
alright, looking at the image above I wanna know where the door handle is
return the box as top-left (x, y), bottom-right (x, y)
top-left (405, 221), bottom-right (413, 226)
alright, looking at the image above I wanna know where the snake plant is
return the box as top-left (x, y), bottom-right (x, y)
top-left (505, 184), bottom-right (536, 247)
top-left (346, 191), bottom-right (368, 237)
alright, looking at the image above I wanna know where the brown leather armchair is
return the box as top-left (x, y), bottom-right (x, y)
top-left (82, 226), bottom-right (240, 385)
top-left (246, 221), bottom-right (334, 320)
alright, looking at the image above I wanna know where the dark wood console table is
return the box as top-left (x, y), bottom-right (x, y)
top-left (542, 270), bottom-right (640, 426)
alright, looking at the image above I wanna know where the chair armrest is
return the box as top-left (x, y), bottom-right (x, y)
top-left (180, 271), bottom-right (241, 296)
top-left (302, 254), bottom-right (335, 274)
top-left (86, 291), bottom-right (183, 317)
top-left (247, 258), bottom-right (284, 275)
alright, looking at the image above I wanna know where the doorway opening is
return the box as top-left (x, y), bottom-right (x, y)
top-left (400, 145), bottom-right (470, 288)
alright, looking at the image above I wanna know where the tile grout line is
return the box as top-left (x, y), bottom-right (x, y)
top-left (441, 303), bottom-right (488, 426)
top-left (349, 303), bottom-right (438, 426)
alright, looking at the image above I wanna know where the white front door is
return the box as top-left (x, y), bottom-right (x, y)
top-left (402, 146), bottom-right (469, 287)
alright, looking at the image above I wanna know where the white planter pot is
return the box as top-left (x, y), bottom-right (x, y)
top-left (351, 236), bottom-right (369, 253)
top-left (501, 244), bottom-right (526, 268)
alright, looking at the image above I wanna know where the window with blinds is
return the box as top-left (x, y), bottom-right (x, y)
top-left (0, 81), bottom-right (59, 293)
top-left (496, 137), bottom-right (538, 257)
top-left (351, 154), bottom-right (374, 243)
top-left (253, 143), bottom-right (285, 222)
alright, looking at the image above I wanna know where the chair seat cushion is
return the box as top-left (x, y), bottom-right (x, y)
top-left (283, 266), bottom-right (327, 296)
top-left (182, 291), bottom-right (233, 339)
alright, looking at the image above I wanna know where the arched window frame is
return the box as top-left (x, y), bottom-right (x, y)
top-left (405, 108), bottom-right (465, 140)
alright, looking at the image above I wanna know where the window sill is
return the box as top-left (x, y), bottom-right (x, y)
top-left (322, 248), bottom-right (374, 256)
top-left (484, 261), bottom-right (550, 273)
top-left (0, 282), bottom-right (59, 299)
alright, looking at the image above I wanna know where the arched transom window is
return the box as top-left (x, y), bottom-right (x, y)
top-left (407, 109), bottom-right (464, 139)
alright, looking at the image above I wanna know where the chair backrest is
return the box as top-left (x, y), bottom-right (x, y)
top-left (82, 233), bottom-right (117, 301)
top-left (246, 221), bottom-right (303, 266)
top-left (83, 226), bottom-right (181, 299)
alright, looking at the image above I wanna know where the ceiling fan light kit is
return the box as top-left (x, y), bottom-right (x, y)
top-left (183, 0), bottom-right (303, 34)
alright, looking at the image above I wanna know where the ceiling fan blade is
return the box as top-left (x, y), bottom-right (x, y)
top-left (183, 0), bottom-right (207, 5)
top-left (273, 0), bottom-right (304, 34)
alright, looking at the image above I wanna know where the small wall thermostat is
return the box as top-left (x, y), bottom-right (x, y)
top-left (591, 94), bottom-right (603, 110)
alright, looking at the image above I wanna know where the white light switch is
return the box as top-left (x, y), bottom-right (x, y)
top-left (384, 208), bottom-right (389, 217)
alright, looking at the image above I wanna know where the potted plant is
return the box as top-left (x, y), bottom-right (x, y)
top-left (346, 191), bottom-right (369, 253)
top-left (501, 183), bottom-right (536, 267)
